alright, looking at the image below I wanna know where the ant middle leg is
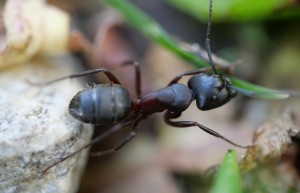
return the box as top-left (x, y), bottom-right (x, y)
top-left (28, 68), bottom-right (122, 86)
top-left (121, 60), bottom-right (141, 99)
top-left (164, 111), bottom-right (250, 148)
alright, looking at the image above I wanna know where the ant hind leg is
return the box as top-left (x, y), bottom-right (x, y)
top-left (42, 120), bottom-right (132, 173)
top-left (28, 68), bottom-right (122, 87)
top-left (90, 118), bottom-right (142, 156)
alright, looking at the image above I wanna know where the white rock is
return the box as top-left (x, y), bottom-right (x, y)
top-left (0, 57), bottom-right (93, 193)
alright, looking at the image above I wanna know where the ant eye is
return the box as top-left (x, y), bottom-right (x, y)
top-left (230, 89), bottom-right (238, 97)
top-left (210, 95), bottom-right (218, 102)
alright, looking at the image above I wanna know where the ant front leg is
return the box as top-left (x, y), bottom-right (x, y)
top-left (164, 111), bottom-right (250, 148)
top-left (90, 118), bottom-right (142, 156)
top-left (29, 68), bottom-right (122, 86)
top-left (168, 67), bottom-right (212, 86)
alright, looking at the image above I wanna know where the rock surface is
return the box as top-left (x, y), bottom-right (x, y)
top-left (0, 57), bottom-right (93, 193)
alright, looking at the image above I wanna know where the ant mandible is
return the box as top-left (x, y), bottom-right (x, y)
top-left (35, 0), bottom-right (250, 172)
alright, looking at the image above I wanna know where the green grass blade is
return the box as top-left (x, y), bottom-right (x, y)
top-left (101, 0), bottom-right (295, 100)
top-left (211, 150), bottom-right (242, 193)
top-left (230, 76), bottom-right (291, 99)
top-left (102, 0), bottom-right (208, 68)
top-left (166, 0), bottom-right (300, 23)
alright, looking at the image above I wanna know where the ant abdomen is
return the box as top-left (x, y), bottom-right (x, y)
top-left (69, 84), bottom-right (131, 124)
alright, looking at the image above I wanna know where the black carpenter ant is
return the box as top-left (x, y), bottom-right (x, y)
top-left (34, 0), bottom-right (250, 172)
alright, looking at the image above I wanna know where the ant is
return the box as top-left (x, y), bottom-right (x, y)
top-left (32, 0), bottom-right (251, 172)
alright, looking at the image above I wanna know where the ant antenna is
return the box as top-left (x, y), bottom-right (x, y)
top-left (205, 0), bottom-right (218, 75)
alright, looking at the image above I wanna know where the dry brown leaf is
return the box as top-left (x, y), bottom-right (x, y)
top-left (240, 109), bottom-right (300, 171)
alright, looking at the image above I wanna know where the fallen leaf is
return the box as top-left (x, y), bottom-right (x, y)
top-left (240, 108), bottom-right (300, 171)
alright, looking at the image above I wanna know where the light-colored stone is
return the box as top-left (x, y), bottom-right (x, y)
top-left (0, 57), bottom-right (93, 193)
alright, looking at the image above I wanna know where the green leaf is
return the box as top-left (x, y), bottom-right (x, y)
top-left (101, 0), bottom-right (295, 100)
top-left (166, 0), bottom-right (299, 23)
top-left (211, 150), bottom-right (242, 193)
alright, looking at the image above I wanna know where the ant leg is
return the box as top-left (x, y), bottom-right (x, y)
top-left (122, 60), bottom-right (141, 99)
top-left (29, 68), bottom-right (121, 86)
top-left (168, 67), bottom-right (212, 86)
top-left (121, 60), bottom-right (141, 100)
top-left (90, 118), bottom-right (141, 156)
top-left (42, 120), bottom-right (132, 173)
top-left (164, 111), bottom-right (250, 149)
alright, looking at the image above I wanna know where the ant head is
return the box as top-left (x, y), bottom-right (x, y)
top-left (188, 74), bottom-right (237, 110)
top-left (189, 0), bottom-right (237, 110)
